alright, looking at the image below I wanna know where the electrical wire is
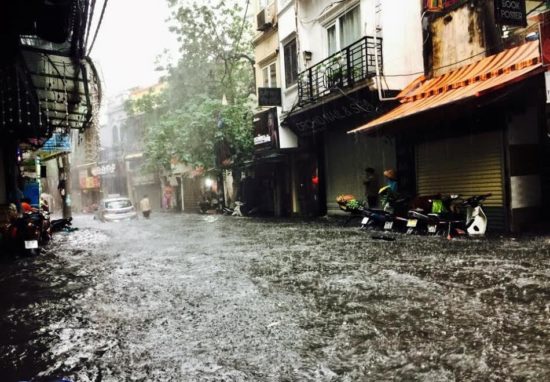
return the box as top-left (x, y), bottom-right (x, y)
top-left (84, 0), bottom-right (97, 52)
top-left (300, 0), bottom-right (348, 24)
top-left (235, 0), bottom-right (251, 50)
top-left (87, 0), bottom-right (109, 54)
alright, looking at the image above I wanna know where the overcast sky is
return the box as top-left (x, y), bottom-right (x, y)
top-left (91, 0), bottom-right (179, 98)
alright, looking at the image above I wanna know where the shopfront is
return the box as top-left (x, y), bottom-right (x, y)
top-left (284, 86), bottom-right (393, 215)
top-left (349, 41), bottom-right (546, 232)
top-left (249, 107), bottom-right (297, 217)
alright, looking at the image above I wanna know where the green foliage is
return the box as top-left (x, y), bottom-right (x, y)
top-left (129, 0), bottom-right (256, 172)
top-left (345, 199), bottom-right (364, 211)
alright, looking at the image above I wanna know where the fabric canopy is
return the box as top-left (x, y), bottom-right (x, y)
top-left (348, 41), bottom-right (543, 134)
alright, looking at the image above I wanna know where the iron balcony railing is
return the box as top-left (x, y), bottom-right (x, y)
top-left (298, 36), bottom-right (383, 106)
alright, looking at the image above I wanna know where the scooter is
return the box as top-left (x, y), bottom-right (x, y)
top-left (6, 213), bottom-right (42, 255)
top-left (405, 194), bottom-right (462, 235)
top-left (51, 217), bottom-right (74, 232)
top-left (449, 193), bottom-right (491, 237)
top-left (360, 187), bottom-right (411, 232)
top-left (406, 193), bottom-right (491, 238)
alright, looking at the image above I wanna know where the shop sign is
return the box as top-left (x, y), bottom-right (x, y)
top-left (91, 163), bottom-right (116, 176)
top-left (258, 87), bottom-right (282, 107)
top-left (494, 0), bottom-right (526, 27)
top-left (79, 175), bottom-right (100, 189)
top-left (253, 107), bottom-right (279, 150)
top-left (290, 98), bottom-right (377, 134)
top-left (85, 177), bottom-right (100, 189)
top-left (42, 133), bottom-right (71, 153)
top-left (133, 173), bottom-right (157, 185)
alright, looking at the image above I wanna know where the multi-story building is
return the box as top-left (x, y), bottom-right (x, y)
top-left (250, 0), bottom-right (424, 216)
top-left (349, 0), bottom-right (550, 232)
top-left (99, 90), bottom-right (131, 198)
top-left (123, 84), bottom-right (165, 211)
top-left (249, 0), bottom-right (299, 217)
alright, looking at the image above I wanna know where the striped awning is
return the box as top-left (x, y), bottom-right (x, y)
top-left (348, 41), bottom-right (543, 134)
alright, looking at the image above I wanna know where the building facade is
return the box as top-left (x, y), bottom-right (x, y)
top-left (250, 0), bottom-right (424, 216)
top-left (349, 0), bottom-right (550, 232)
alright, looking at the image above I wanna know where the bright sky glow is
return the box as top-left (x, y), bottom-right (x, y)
top-left (91, 0), bottom-right (179, 98)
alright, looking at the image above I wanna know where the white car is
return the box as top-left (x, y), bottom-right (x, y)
top-left (96, 197), bottom-right (138, 222)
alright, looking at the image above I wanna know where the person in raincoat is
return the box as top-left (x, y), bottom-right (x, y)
top-left (140, 195), bottom-right (152, 219)
top-left (379, 169), bottom-right (398, 212)
top-left (383, 168), bottom-right (398, 192)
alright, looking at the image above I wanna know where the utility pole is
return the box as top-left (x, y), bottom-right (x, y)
top-left (58, 153), bottom-right (72, 219)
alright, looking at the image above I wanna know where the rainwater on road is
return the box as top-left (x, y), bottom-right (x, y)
top-left (0, 213), bottom-right (549, 381)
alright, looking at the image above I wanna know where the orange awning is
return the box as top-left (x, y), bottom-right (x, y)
top-left (349, 41), bottom-right (543, 134)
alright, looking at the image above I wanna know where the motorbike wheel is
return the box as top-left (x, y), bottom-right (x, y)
top-left (41, 231), bottom-right (52, 244)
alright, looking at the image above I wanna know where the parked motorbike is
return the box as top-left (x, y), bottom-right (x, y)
top-left (51, 217), bottom-right (74, 232)
top-left (449, 193), bottom-right (491, 237)
top-left (406, 193), bottom-right (491, 238)
top-left (222, 201), bottom-right (259, 217)
top-left (360, 187), bottom-right (411, 232)
top-left (8, 213), bottom-right (43, 255)
top-left (405, 194), bottom-right (462, 235)
top-left (198, 192), bottom-right (224, 214)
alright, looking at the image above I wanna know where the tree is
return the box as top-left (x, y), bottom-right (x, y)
top-left (128, 0), bottom-right (256, 175)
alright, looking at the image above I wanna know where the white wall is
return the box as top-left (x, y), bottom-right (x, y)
top-left (294, 0), bottom-right (424, 92)
top-left (278, 1), bottom-right (298, 113)
top-left (100, 92), bottom-right (129, 149)
top-left (379, 0), bottom-right (424, 89)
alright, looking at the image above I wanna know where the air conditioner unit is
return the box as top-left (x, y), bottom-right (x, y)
top-left (256, 8), bottom-right (272, 32)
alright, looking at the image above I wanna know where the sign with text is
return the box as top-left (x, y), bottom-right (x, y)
top-left (91, 163), bottom-right (116, 176)
top-left (494, 0), bottom-right (527, 27)
top-left (253, 107), bottom-right (279, 151)
top-left (258, 87), bottom-right (282, 107)
top-left (42, 133), bottom-right (71, 153)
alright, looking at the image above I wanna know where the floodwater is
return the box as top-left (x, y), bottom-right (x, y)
top-left (0, 213), bottom-right (549, 381)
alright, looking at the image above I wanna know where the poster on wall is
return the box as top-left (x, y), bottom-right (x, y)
top-left (494, 0), bottom-right (527, 27)
top-left (253, 107), bottom-right (279, 151)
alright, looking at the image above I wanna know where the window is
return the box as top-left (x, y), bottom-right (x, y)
top-left (339, 6), bottom-right (361, 48)
top-left (326, 6), bottom-right (361, 54)
top-left (262, 62), bottom-right (277, 88)
top-left (327, 25), bottom-right (337, 55)
top-left (284, 39), bottom-right (298, 87)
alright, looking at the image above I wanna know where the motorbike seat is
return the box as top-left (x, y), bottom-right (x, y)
top-left (367, 208), bottom-right (387, 214)
top-left (408, 210), bottom-right (427, 219)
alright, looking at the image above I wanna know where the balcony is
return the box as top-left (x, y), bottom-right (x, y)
top-left (298, 36), bottom-right (383, 106)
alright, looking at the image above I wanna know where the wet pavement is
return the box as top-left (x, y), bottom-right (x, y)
top-left (0, 213), bottom-right (549, 381)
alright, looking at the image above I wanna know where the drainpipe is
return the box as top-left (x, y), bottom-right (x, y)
top-left (294, 0), bottom-right (301, 70)
top-left (372, 0), bottom-right (398, 101)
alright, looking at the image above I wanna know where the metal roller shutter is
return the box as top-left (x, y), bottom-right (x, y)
top-left (416, 131), bottom-right (506, 230)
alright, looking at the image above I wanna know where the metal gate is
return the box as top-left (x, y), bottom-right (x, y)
top-left (416, 131), bottom-right (506, 230)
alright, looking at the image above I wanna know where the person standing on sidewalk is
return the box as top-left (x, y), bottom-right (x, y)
top-left (363, 167), bottom-right (379, 208)
top-left (140, 195), bottom-right (151, 219)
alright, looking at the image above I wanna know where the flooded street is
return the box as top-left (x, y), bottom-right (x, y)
top-left (1, 213), bottom-right (549, 381)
